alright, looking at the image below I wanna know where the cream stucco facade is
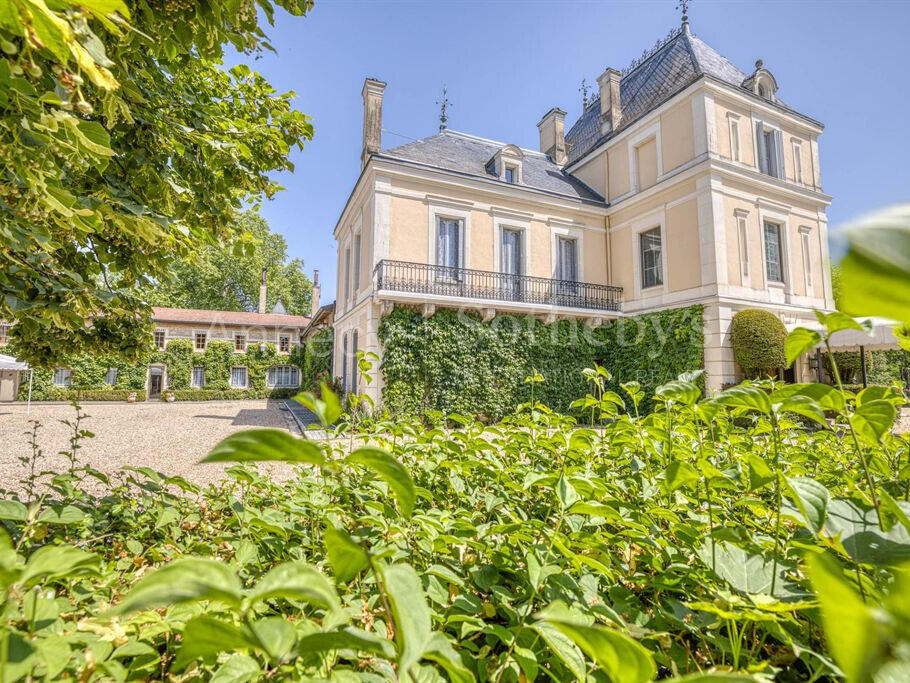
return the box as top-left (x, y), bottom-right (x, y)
top-left (332, 23), bottom-right (833, 404)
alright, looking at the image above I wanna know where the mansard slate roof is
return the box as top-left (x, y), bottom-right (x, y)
top-left (379, 130), bottom-right (605, 203)
top-left (565, 25), bottom-right (815, 165)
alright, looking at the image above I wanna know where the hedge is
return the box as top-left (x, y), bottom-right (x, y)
top-left (731, 309), bottom-right (787, 378)
top-left (20, 338), bottom-right (305, 401)
top-left (169, 388), bottom-right (298, 401)
top-left (826, 349), bottom-right (910, 387)
top-left (16, 388), bottom-right (149, 402)
top-left (378, 305), bottom-right (704, 419)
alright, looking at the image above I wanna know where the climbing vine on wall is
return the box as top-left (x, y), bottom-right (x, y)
top-left (21, 339), bottom-right (305, 401)
top-left (378, 305), bottom-right (704, 419)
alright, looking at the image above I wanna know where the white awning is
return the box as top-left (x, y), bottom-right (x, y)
top-left (0, 354), bottom-right (28, 370)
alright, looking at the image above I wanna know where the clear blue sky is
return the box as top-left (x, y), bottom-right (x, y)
top-left (237, 0), bottom-right (910, 302)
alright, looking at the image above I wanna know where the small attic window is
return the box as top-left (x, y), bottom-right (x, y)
top-left (504, 165), bottom-right (517, 183)
top-left (758, 84), bottom-right (767, 98)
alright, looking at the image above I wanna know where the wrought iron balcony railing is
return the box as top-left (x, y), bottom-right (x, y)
top-left (373, 260), bottom-right (623, 313)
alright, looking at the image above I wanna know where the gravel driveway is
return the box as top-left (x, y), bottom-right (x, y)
top-left (0, 401), bottom-right (299, 497)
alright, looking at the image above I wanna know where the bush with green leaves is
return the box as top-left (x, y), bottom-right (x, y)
top-left (3, 309), bottom-right (909, 681)
top-left (379, 305), bottom-right (703, 419)
top-left (731, 309), bottom-right (788, 378)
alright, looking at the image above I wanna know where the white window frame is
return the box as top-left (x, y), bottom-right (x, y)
top-left (799, 225), bottom-right (813, 294)
top-left (267, 365), bottom-right (299, 388)
top-left (350, 329), bottom-right (359, 394)
top-left (427, 199), bottom-right (472, 270)
top-left (153, 329), bottom-right (167, 350)
top-left (762, 220), bottom-right (787, 286)
top-left (352, 231), bottom-right (362, 292)
top-left (234, 333), bottom-right (246, 353)
top-left (278, 334), bottom-right (291, 353)
top-left (727, 113), bottom-right (741, 162)
top-left (638, 227), bottom-right (664, 290)
top-left (791, 138), bottom-right (803, 185)
top-left (53, 368), bottom-right (72, 388)
top-left (549, 224), bottom-right (585, 283)
top-left (230, 366), bottom-right (248, 389)
top-left (340, 332), bottom-right (348, 392)
top-left (105, 367), bottom-right (118, 386)
top-left (193, 330), bottom-right (207, 352)
top-left (192, 365), bottom-right (205, 388)
top-left (493, 214), bottom-right (531, 278)
top-left (627, 122), bottom-right (663, 194)
top-left (735, 209), bottom-right (750, 283)
top-left (755, 119), bottom-right (784, 179)
top-left (0, 323), bottom-right (8, 345)
top-left (343, 245), bottom-right (351, 303)
top-left (504, 165), bottom-right (518, 184)
top-left (630, 210), bottom-right (668, 299)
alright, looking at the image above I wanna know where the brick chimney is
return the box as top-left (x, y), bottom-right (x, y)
top-left (597, 68), bottom-right (622, 135)
top-left (258, 268), bottom-right (267, 314)
top-left (311, 269), bottom-right (321, 317)
top-left (537, 107), bottom-right (567, 165)
top-left (361, 78), bottom-right (387, 169)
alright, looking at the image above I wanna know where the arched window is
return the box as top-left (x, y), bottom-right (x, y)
top-left (758, 84), bottom-right (766, 98)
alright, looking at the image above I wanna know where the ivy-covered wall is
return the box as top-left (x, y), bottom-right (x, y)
top-left (301, 327), bottom-right (334, 392)
top-left (378, 305), bottom-right (704, 419)
top-left (20, 339), bottom-right (305, 401)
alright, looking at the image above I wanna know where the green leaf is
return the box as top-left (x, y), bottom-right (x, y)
top-left (424, 632), bottom-right (475, 683)
top-left (210, 653), bottom-right (261, 683)
top-left (113, 558), bottom-right (242, 614)
top-left (345, 447), bottom-right (416, 518)
top-left (324, 527), bottom-right (369, 583)
top-left (824, 498), bottom-right (910, 565)
top-left (879, 489), bottom-right (910, 534)
top-left (0, 500), bottom-right (28, 521)
top-left (539, 618), bottom-right (656, 683)
top-left (173, 616), bottom-right (253, 671)
top-left (379, 563), bottom-right (433, 676)
top-left (202, 429), bottom-right (326, 466)
top-left (663, 460), bottom-right (700, 493)
top-left (245, 561), bottom-right (341, 613)
top-left (807, 553), bottom-right (884, 682)
top-left (746, 454), bottom-right (775, 490)
top-left (530, 621), bottom-right (587, 682)
top-left (771, 383), bottom-right (845, 412)
top-left (776, 395), bottom-right (827, 426)
top-left (21, 544), bottom-right (99, 587)
top-left (814, 310), bottom-right (872, 336)
top-left (785, 476), bottom-right (830, 534)
top-left (655, 379), bottom-right (701, 406)
top-left (850, 400), bottom-right (897, 445)
top-left (839, 204), bottom-right (910, 322)
top-left (294, 382), bottom-right (342, 427)
top-left (714, 385), bottom-right (771, 414)
top-left (248, 616), bottom-right (296, 661)
top-left (695, 541), bottom-right (799, 598)
top-left (296, 626), bottom-right (396, 659)
top-left (556, 472), bottom-right (579, 509)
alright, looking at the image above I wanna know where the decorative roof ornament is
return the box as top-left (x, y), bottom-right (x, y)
top-left (579, 78), bottom-right (590, 109)
top-left (436, 86), bottom-right (451, 132)
top-left (621, 26), bottom-right (682, 76)
top-left (676, 0), bottom-right (690, 27)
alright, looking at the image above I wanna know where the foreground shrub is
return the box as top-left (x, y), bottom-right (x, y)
top-left (731, 308), bottom-right (787, 377)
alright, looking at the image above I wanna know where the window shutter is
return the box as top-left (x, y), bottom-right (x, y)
top-left (755, 122), bottom-right (767, 174)
top-left (774, 130), bottom-right (785, 179)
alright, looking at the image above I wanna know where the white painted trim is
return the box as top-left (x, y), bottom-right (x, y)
top-left (278, 333), bottom-right (292, 354)
top-left (791, 138), bottom-right (803, 185)
top-left (192, 329), bottom-right (207, 352)
top-left (734, 208), bottom-right (750, 286)
top-left (153, 328), bottom-right (167, 351)
top-left (799, 224), bottom-right (813, 295)
top-left (757, 204), bottom-right (791, 295)
top-left (727, 112), bottom-right (741, 162)
top-left (373, 174), bottom-right (391, 266)
top-left (630, 208), bottom-right (668, 300)
top-left (233, 332), bottom-right (247, 353)
top-left (229, 365), bottom-right (249, 389)
top-left (191, 364), bottom-right (205, 389)
top-left (627, 121), bottom-right (662, 194)
top-left (427, 200), bottom-right (472, 270)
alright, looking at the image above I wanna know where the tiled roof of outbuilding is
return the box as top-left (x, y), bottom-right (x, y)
top-left (379, 130), bottom-right (604, 203)
top-left (151, 307), bottom-right (311, 328)
top-left (565, 25), bottom-right (817, 165)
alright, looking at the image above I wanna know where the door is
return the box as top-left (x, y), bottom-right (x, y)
top-left (500, 229), bottom-right (523, 301)
top-left (0, 371), bottom-right (17, 402)
top-left (149, 368), bottom-right (163, 399)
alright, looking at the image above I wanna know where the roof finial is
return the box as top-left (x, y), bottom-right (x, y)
top-left (676, 0), bottom-right (690, 29)
top-left (579, 78), bottom-right (590, 109)
top-left (436, 86), bottom-right (451, 132)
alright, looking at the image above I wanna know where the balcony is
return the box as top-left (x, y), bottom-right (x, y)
top-left (373, 259), bottom-right (623, 313)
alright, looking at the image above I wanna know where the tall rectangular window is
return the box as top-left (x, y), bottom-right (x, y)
top-left (556, 237), bottom-right (578, 282)
top-left (230, 367), bottom-right (247, 388)
top-left (351, 330), bottom-right (359, 394)
top-left (194, 332), bottom-right (207, 350)
top-left (53, 368), bottom-right (72, 387)
top-left (736, 213), bottom-right (749, 278)
top-left (504, 165), bottom-right (517, 183)
top-left (344, 247), bottom-right (351, 302)
top-left (154, 329), bottom-right (166, 350)
top-left (279, 335), bottom-right (290, 353)
top-left (757, 123), bottom-right (783, 178)
top-left (0, 323), bottom-right (8, 345)
top-left (267, 365), bottom-right (299, 387)
top-left (792, 140), bottom-right (803, 184)
top-left (729, 117), bottom-right (740, 162)
top-left (192, 366), bottom-right (205, 388)
top-left (234, 333), bottom-right (246, 352)
top-left (764, 222), bottom-right (784, 283)
top-left (437, 218), bottom-right (461, 277)
top-left (639, 228), bottom-right (663, 289)
top-left (105, 367), bottom-right (118, 385)
top-left (353, 233), bottom-right (362, 291)
top-left (341, 333), bottom-right (348, 392)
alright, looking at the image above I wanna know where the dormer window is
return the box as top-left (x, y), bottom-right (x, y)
top-left (743, 59), bottom-right (778, 103)
top-left (488, 144), bottom-right (524, 185)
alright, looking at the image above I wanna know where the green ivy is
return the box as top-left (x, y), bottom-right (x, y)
top-left (827, 349), bottom-right (910, 387)
top-left (20, 339), bottom-right (305, 401)
top-left (378, 305), bottom-right (704, 418)
top-left (301, 327), bottom-right (333, 392)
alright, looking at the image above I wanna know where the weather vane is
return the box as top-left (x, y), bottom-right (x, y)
top-left (436, 86), bottom-right (451, 132)
top-left (579, 78), bottom-right (590, 109)
top-left (676, 0), bottom-right (690, 26)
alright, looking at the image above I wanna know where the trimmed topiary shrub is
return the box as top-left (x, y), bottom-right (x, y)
top-left (731, 309), bottom-right (787, 378)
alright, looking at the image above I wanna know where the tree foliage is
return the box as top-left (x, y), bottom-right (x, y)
top-left (144, 210), bottom-right (313, 317)
top-left (731, 309), bottom-right (787, 378)
top-left (0, 0), bottom-right (313, 367)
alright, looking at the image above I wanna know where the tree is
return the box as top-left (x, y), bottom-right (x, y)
top-left (0, 1), bottom-right (314, 366)
top-left (146, 210), bottom-right (313, 316)
top-left (730, 309), bottom-right (787, 378)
